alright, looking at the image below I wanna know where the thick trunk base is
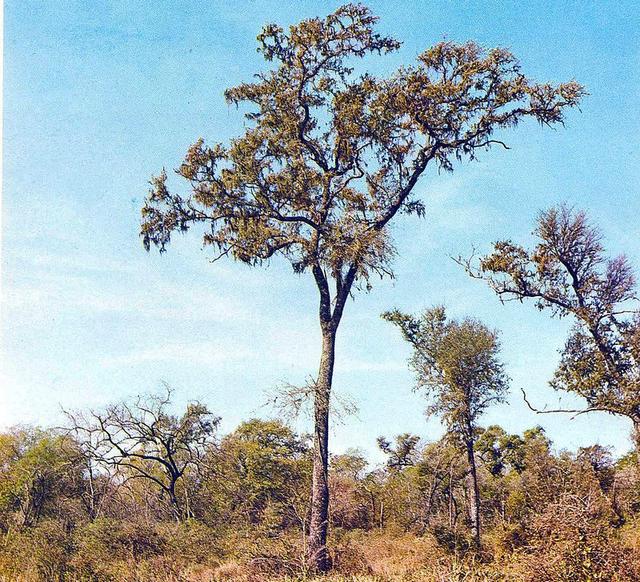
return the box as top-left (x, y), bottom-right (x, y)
top-left (307, 329), bottom-right (336, 572)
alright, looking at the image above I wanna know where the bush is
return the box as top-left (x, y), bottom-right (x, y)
top-left (0, 520), bottom-right (73, 581)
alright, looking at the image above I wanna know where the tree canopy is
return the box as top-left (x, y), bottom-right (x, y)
top-left (383, 307), bottom-right (509, 441)
top-left (66, 389), bottom-right (219, 521)
top-left (141, 3), bottom-right (584, 320)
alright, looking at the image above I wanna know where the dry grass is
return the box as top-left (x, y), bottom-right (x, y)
top-left (3, 525), bottom-right (640, 582)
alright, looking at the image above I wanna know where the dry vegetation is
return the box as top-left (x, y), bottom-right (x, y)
top-left (2, 412), bottom-right (640, 581)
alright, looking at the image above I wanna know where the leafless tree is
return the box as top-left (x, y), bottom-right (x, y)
top-left (65, 387), bottom-right (219, 521)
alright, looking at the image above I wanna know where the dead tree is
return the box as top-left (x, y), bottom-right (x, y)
top-left (66, 387), bottom-right (219, 521)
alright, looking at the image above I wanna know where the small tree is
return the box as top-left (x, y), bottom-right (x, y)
top-left (66, 390), bottom-right (219, 521)
top-left (215, 419), bottom-right (310, 526)
top-left (140, 4), bottom-right (582, 569)
top-left (383, 306), bottom-right (509, 547)
top-left (463, 206), bottom-right (640, 455)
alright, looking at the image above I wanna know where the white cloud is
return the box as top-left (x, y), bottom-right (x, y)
top-left (100, 340), bottom-right (254, 367)
top-left (3, 270), bottom-right (256, 324)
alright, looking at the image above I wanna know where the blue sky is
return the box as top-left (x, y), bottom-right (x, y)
top-left (3, 1), bottom-right (640, 462)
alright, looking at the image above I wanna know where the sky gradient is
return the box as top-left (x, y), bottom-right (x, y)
top-left (3, 1), bottom-right (640, 463)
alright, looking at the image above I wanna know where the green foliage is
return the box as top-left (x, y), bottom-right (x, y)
top-left (141, 3), bottom-right (583, 309)
top-left (331, 449), bottom-right (368, 480)
top-left (0, 519), bottom-right (73, 581)
top-left (0, 428), bottom-right (84, 528)
top-left (214, 419), bottom-right (311, 529)
top-left (73, 518), bottom-right (165, 573)
top-left (377, 434), bottom-right (420, 469)
top-left (1, 420), bottom-right (640, 580)
top-left (475, 426), bottom-right (525, 476)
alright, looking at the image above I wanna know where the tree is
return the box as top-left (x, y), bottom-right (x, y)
top-left (329, 449), bottom-right (372, 530)
top-left (139, 3), bottom-right (583, 569)
top-left (475, 425), bottom-right (525, 477)
top-left (377, 434), bottom-right (466, 534)
top-left (463, 206), bottom-right (640, 455)
top-left (66, 390), bottom-right (219, 521)
top-left (215, 419), bottom-right (310, 527)
top-left (383, 307), bottom-right (509, 547)
top-left (577, 444), bottom-right (615, 494)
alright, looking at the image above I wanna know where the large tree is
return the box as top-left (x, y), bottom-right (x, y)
top-left (383, 307), bottom-right (509, 547)
top-left (463, 206), bottom-right (640, 454)
top-left (140, 3), bottom-right (583, 570)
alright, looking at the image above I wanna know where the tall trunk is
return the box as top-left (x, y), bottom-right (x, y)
top-left (308, 327), bottom-right (336, 572)
top-left (632, 418), bottom-right (640, 467)
top-left (465, 437), bottom-right (481, 549)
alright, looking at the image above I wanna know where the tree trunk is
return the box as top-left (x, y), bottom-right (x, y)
top-left (87, 461), bottom-right (97, 520)
top-left (632, 418), bottom-right (640, 467)
top-left (448, 462), bottom-right (455, 529)
top-left (307, 327), bottom-right (336, 572)
top-left (465, 437), bottom-right (481, 549)
top-left (168, 481), bottom-right (183, 522)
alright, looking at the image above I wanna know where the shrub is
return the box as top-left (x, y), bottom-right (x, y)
top-left (0, 519), bottom-right (73, 581)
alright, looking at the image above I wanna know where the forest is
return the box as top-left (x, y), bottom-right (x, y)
top-left (3, 2), bottom-right (639, 581)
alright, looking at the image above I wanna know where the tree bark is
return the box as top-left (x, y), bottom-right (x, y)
top-left (465, 437), bottom-right (481, 549)
top-left (168, 483), bottom-right (182, 522)
top-left (632, 418), bottom-right (640, 467)
top-left (308, 327), bottom-right (336, 572)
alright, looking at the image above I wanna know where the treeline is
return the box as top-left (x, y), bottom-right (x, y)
top-left (2, 401), bottom-right (640, 581)
top-left (3, 205), bottom-right (638, 582)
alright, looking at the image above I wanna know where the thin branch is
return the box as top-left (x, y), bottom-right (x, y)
top-left (520, 387), bottom-right (622, 420)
